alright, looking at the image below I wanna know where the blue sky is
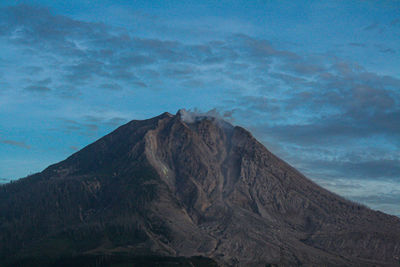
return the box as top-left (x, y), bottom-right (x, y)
top-left (0, 0), bottom-right (399, 216)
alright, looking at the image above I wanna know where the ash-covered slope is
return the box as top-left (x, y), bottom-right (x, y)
top-left (1, 110), bottom-right (399, 266)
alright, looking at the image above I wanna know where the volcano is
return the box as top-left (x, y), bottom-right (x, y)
top-left (1, 110), bottom-right (399, 266)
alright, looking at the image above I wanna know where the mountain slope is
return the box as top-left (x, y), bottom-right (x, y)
top-left (0, 110), bottom-right (399, 266)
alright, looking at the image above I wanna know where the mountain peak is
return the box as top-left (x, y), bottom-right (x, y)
top-left (158, 111), bottom-right (173, 118)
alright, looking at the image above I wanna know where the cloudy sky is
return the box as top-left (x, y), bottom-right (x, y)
top-left (0, 1), bottom-right (399, 216)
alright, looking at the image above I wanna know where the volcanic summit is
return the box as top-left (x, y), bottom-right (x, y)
top-left (1, 110), bottom-right (399, 266)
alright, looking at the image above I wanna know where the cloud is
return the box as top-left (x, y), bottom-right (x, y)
top-left (280, 59), bottom-right (326, 76)
top-left (59, 114), bottom-right (129, 136)
top-left (1, 4), bottom-right (107, 46)
top-left (0, 138), bottom-right (30, 149)
top-left (303, 158), bottom-right (400, 180)
top-left (379, 48), bottom-right (396, 54)
top-left (1, 5), bottom-right (220, 91)
top-left (390, 18), bottom-right (400, 26)
top-left (100, 83), bottom-right (122, 90)
top-left (348, 42), bottom-right (366, 48)
top-left (118, 53), bottom-right (156, 67)
top-left (24, 85), bottom-right (51, 92)
top-left (63, 60), bottom-right (106, 84)
top-left (313, 178), bottom-right (400, 216)
top-left (21, 66), bottom-right (43, 75)
top-left (163, 64), bottom-right (195, 77)
top-left (61, 119), bottom-right (99, 136)
top-left (218, 40), bottom-right (400, 188)
top-left (106, 117), bottom-right (127, 127)
top-left (0, 5), bottom-right (323, 97)
top-left (2, 5), bottom-right (398, 144)
top-left (23, 77), bottom-right (53, 92)
top-left (363, 23), bottom-right (379, 31)
top-left (132, 81), bottom-right (147, 88)
top-left (270, 72), bottom-right (309, 87)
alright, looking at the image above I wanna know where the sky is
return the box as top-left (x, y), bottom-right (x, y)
top-left (0, 0), bottom-right (399, 216)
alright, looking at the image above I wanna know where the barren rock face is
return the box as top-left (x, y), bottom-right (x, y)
top-left (1, 110), bottom-right (400, 266)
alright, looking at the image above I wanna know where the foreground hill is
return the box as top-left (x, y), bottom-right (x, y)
top-left (1, 110), bottom-right (399, 266)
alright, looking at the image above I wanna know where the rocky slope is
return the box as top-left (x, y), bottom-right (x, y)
top-left (0, 110), bottom-right (399, 266)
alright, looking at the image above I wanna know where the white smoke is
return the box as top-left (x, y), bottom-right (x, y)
top-left (178, 108), bottom-right (235, 129)
top-left (178, 108), bottom-right (197, 123)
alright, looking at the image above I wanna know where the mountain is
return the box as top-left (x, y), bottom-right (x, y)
top-left (1, 110), bottom-right (399, 266)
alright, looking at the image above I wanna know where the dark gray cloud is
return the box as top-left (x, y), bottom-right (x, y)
top-left (363, 23), bottom-right (379, 31)
top-left (132, 81), bottom-right (147, 88)
top-left (1, 5), bottom-right (107, 46)
top-left (0, 5), bottom-right (323, 97)
top-left (348, 42), bottom-right (366, 48)
top-left (0, 139), bottom-right (30, 149)
top-left (0, 5), bottom-right (220, 90)
top-left (54, 85), bottom-right (81, 99)
top-left (229, 33), bottom-right (296, 60)
top-left (4, 4), bottom-right (398, 142)
top-left (23, 77), bottom-right (52, 92)
top-left (24, 85), bottom-right (51, 92)
top-left (219, 36), bottom-right (400, 187)
top-left (63, 60), bottom-right (106, 84)
top-left (234, 71), bottom-right (400, 144)
top-left (379, 47), bottom-right (396, 54)
top-left (390, 18), bottom-right (400, 26)
top-left (270, 72), bottom-right (309, 88)
top-left (21, 66), bottom-right (43, 75)
top-left (163, 64), bottom-right (196, 78)
top-left (100, 83), bottom-right (122, 90)
top-left (60, 115), bottom-right (128, 136)
top-left (61, 119), bottom-right (99, 136)
top-left (301, 158), bottom-right (400, 180)
top-left (280, 60), bottom-right (326, 76)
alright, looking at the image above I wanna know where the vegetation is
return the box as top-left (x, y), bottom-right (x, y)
top-left (0, 156), bottom-right (160, 264)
